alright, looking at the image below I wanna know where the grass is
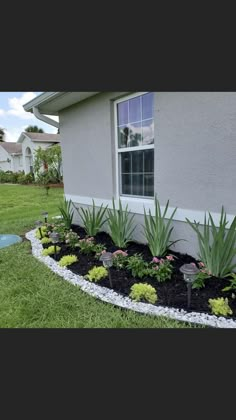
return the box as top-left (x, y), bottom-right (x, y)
top-left (0, 184), bottom-right (201, 328)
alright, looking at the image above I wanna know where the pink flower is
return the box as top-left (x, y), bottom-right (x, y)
top-left (113, 250), bottom-right (128, 257)
top-left (191, 262), bottom-right (196, 266)
top-left (153, 265), bottom-right (159, 270)
top-left (199, 262), bottom-right (205, 267)
top-left (152, 257), bottom-right (160, 263)
top-left (160, 259), bottom-right (165, 264)
top-left (166, 255), bottom-right (174, 261)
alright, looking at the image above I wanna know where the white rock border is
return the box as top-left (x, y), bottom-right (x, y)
top-left (26, 228), bottom-right (236, 328)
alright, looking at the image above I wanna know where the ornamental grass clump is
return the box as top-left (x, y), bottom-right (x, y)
top-left (129, 283), bottom-right (158, 304)
top-left (208, 297), bottom-right (232, 317)
top-left (42, 246), bottom-right (61, 256)
top-left (107, 198), bottom-right (136, 248)
top-left (143, 196), bottom-right (180, 257)
top-left (58, 198), bottom-right (74, 229)
top-left (58, 255), bottom-right (78, 267)
top-left (78, 199), bottom-right (108, 237)
top-left (186, 207), bottom-right (236, 278)
top-left (86, 266), bottom-right (108, 282)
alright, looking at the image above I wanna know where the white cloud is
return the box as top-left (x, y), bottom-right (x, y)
top-left (0, 109), bottom-right (5, 116)
top-left (5, 126), bottom-right (26, 143)
top-left (7, 92), bottom-right (37, 119)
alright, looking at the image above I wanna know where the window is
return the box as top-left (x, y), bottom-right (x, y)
top-left (116, 92), bottom-right (154, 198)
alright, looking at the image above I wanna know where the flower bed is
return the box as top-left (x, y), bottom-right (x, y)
top-left (28, 223), bottom-right (236, 328)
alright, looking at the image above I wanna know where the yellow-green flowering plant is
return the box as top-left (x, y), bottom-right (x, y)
top-left (86, 266), bottom-right (108, 282)
top-left (42, 246), bottom-right (61, 256)
top-left (208, 297), bottom-right (232, 317)
top-left (129, 283), bottom-right (158, 304)
top-left (58, 255), bottom-right (78, 267)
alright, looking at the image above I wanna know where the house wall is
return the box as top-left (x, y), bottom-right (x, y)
top-left (21, 137), bottom-right (56, 174)
top-left (11, 155), bottom-right (23, 172)
top-left (0, 146), bottom-right (11, 171)
top-left (59, 92), bottom-right (236, 258)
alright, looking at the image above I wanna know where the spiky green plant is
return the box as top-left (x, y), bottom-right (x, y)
top-left (58, 198), bottom-right (74, 229)
top-left (186, 207), bottom-right (236, 278)
top-left (143, 196), bottom-right (179, 257)
top-left (78, 199), bottom-right (108, 236)
top-left (107, 198), bottom-right (136, 248)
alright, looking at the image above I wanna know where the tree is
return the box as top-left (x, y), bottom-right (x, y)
top-left (33, 145), bottom-right (63, 183)
top-left (25, 125), bottom-right (44, 133)
top-left (0, 127), bottom-right (5, 142)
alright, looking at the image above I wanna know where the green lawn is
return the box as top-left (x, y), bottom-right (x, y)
top-left (0, 184), bottom-right (201, 328)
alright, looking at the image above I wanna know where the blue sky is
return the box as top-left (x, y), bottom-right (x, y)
top-left (0, 92), bottom-right (58, 142)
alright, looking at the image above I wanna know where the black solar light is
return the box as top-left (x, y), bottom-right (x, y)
top-left (42, 211), bottom-right (48, 223)
top-left (99, 252), bottom-right (113, 288)
top-left (35, 220), bottom-right (43, 239)
top-left (180, 263), bottom-right (200, 309)
top-left (49, 232), bottom-right (60, 260)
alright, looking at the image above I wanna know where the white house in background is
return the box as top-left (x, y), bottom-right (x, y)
top-left (17, 132), bottom-right (60, 174)
top-left (0, 142), bottom-right (23, 172)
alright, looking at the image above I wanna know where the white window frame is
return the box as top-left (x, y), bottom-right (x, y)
top-left (114, 92), bottom-right (154, 203)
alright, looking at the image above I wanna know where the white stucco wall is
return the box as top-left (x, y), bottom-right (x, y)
top-left (58, 92), bottom-right (236, 257)
top-left (11, 155), bottom-right (23, 172)
top-left (0, 146), bottom-right (11, 171)
top-left (21, 136), bottom-right (57, 174)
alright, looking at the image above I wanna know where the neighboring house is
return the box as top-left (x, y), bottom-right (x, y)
top-left (23, 92), bottom-right (236, 257)
top-left (0, 142), bottom-right (23, 172)
top-left (17, 132), bottom-right (60, 174)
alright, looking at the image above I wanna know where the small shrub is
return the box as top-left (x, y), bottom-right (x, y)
top-left (130, 283), bottom-right (158, 304)
top-left (46, 221), bottom-right (69, 242)
top-left (58, 255), bottom-right (78, 267)
top-left (77, 200), bottom-right (108, 236)
top-left (86, 266), bottom-right (108, 282)
top-left (40, 237), bottom-right (52, 244)
top-left (143, 196), bottom-right (180, 257)
top-left (42, 246), bottom-right (61, 256)
top-left (186, 207), bottom-right (236, 278)
top-left (208, 297), bottom-right (233, 317)
top-left (112, 250), bottom-right (128, 269)
top-left (148, 259), bottom-right (173, 283)
top-left (65, 231), bottom-right (80, 249)
top-left (107, 198), bottom-right (136, 248)
top-left (126, 254), bottom-right (148, 279)
top-left (18, 172), bottom-right (34, 184)
top-left (192, 269), bottom-right (210, 289)
top-left (222, 273), bottom-right (236, 292)
top-left (58, 198), bottom-right (74, 229)
top-left (78, 237), bottom-right (106, 255)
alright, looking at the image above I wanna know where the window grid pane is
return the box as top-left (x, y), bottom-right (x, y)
top-left (117, 93), bottom-right (154, 198)
top-left (117, 93), bottom-right (154, 149)
top-left (120, 149), bottom-right (154, 198)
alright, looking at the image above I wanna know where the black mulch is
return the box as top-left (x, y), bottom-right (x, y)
top-left (42, 224), bottom-right (236, 319)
